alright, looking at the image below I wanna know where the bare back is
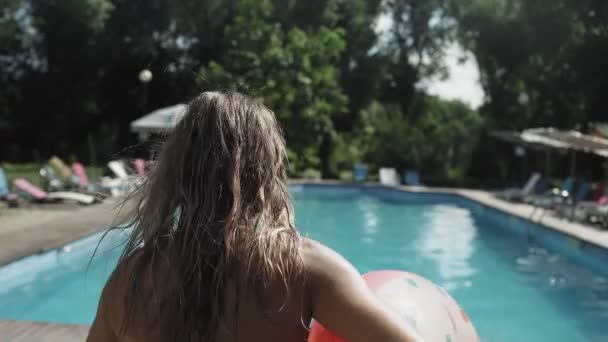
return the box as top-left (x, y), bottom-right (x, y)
top-left (88, 238), bottom-right (419, 342)
top-left (88, 252), bottom-right (309, 342)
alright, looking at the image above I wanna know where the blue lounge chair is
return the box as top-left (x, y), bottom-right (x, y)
top-left (530, 178), bottom-right (588, 221)
top-left (403, 169), bottom-right (423, 186)
top-left (40, 164), bottom-right (64, 191)
top-left (353, 164), bottom-right (368, 182)
top-left (0, 166), bottom-right (18, 207)
top-left (525, 176), bottom-right (575, 206)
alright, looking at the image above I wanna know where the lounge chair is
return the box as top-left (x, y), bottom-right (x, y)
top-left (13, 178), bottom-right (97, 205)
top-left (71, 162), bottom-right (89, 188)
top-left (0, 167), bottom-right (18, 207)
top-left (552, 182), bottom-right (593, 220)
top-left (102, 160), bottom-right (138, 197)
top-left (566, 196), bottom-right (608, 224)
top-left (525, 176), bottom-right (575, 206)
top-left (403, 169), bottom-right (423, 186)
top-left (353, 164), bottom-right (368, 182)
top-left (108, 160), bottom-right (130, 179)
top-left (496, 173), bottom-right (541, 202)
top-left (72, 162), bottom-right (111, 196)
top-left (560, 181), bottom-right (607, 224)
top-left (531, 180), bottom-right (591, 221)
top-left (590, 182), bottom-right (606, 202)
top-left (134, 159), bottom-right (146, 177)
top-left (580, 204), bottom-right (608, 229)
top-left (40, 164), bottom-right (65, 191)
top-left (49, 156), bottom-right (78, 186)
top-left (379, 167), bottom-right (399, 186)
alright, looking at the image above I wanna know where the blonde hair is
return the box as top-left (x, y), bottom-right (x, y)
top-left (116, 91), bottom-right (302, 341)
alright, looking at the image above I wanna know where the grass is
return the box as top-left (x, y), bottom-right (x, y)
top-left (3, 163), bottom-right (45, 188)
top-left (3, 162), bottom-right (103, 190)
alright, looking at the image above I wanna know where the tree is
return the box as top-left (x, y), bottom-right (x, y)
top-left (449, 0), bottom-right (608, 129)
top-left (0, 0), bottom-right (43, 155)
top-left (0, 0), bottom-right (115, 160)
top-left (357, 95), bottom-right (482, 181)
top-left (199, 0), bottom-right (348, 176)
top-left (449, 0), bottom-right (608, 181)
top-left (377, 0), bottom-right (455, 115)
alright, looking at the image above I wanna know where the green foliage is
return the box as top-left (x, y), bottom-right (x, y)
top-left (447, 0), bottom-right (608, 180)
top-left (51, 0), bottom-right (114, 33)
top-left (449, 0), bottom-right (606, 128)
top-left (3, 163), bottom-right (102, 189)
top-left (199, 0), bottom-right (348, 173)
top-left (3, 0), bottom-right (605, 185)
top-left (0, 0), bottom-right (24, 50)
top-left (2, 163), bottom-right (44, 188)
top-left (355, 96), bottom-right (483, 180)
top-left (300, 168), bottom-right (322, 180)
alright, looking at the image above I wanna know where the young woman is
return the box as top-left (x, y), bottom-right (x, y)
top-left (88, 92), bottom-right (419, 342)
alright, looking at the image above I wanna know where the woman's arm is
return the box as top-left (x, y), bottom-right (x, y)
top-left (304, 239), bottom-right (422, 342)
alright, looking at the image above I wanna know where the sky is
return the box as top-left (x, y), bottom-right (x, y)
top-left (375, 14), bottom-right (485, 109)
top-left (422, 43), bottom-right (485, 109)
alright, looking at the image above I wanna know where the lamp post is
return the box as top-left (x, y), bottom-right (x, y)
top-left (138, 69), bottom-right (153, 113)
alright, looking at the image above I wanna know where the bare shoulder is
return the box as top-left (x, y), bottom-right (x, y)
top-left (106, 249), bottom-right (142, 294)
top-left (301, 238), bottom-right (361, 288)
top-left (88, 250), bottom-right (142, 342)
top-left (300, 238), bottom-right (421, 342)
top-left (301, 238), bottom-right (343, 272)
top-left (98, 250), bottom-right (145, 327)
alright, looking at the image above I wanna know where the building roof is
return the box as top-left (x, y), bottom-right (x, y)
top-left (130, 103), bottom-right (187, 136)
top-left (491, 127), bottom-right (608, 157)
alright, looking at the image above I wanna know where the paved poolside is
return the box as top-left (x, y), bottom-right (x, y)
top-left (0, 320), bottom-right (89, 342)
top-left (0, 198), bottom-right (127, 266)
top-left (411, 185), bottom-right (608, 249)
top-left (0, 199), bottom-right (126, 341)
top-left (1, 182), bottom-right (608, 341)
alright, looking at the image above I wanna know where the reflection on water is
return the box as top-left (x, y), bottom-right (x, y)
top-left (358, 197), bottom-right (379, 237)
top-left (418, 204), bottom-right (477, 291)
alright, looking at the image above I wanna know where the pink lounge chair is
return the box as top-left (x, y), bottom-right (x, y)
top-left (134, 159), bottom-right (146, 177)
top-left (70, 163), bottom-right (111, 197)
top-left (13, 178), bottom-right (96, 205)
top-left (71, 163), bottom-right (89, 187)
top-left (0, 166), bottom-right (18, 207)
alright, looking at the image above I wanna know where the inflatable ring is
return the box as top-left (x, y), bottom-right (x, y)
top-left (309, 270), bottom-right (480, 342)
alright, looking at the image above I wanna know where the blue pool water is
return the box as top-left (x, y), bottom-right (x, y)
top-left (1, 185), bottom-right (608, 341)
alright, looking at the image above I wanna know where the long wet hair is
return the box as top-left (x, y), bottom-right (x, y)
top-left (116, 91), bottom-right (302, 341)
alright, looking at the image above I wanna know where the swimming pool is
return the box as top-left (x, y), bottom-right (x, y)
top-left (1, 184), bottom-right (607, 341)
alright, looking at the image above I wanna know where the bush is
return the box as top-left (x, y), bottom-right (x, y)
top-left (300, 168), bottom-right (322, 180)
top-left (354, 95), bottom-right (484, 181)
